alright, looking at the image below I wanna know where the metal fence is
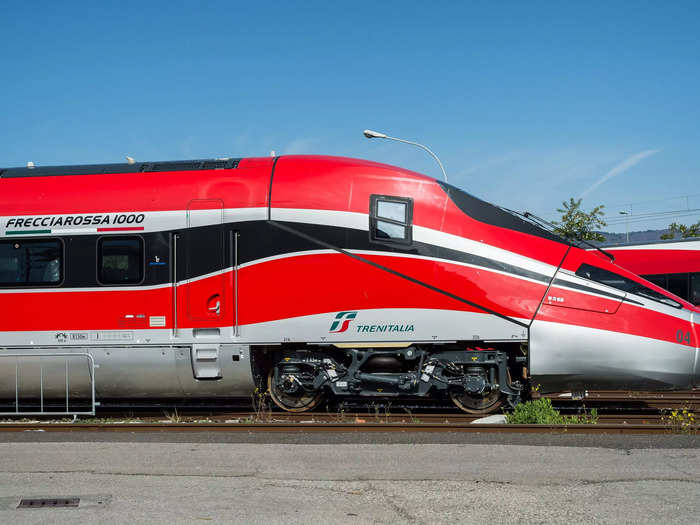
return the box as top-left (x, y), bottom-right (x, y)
top-left (0, 353), bottom-right (96, 416)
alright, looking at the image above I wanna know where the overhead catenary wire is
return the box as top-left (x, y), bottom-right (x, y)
top-left (604, 208), bottom-right (700, 226)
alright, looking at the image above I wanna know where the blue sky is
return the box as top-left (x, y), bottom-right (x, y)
top-left (2, 1), bottom-right (699, 231)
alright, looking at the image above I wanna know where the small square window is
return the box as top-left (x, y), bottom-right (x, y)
top-left (98, 236), bottom-right (144, 285)
top-left (370, 195), bottom-right (412, 244)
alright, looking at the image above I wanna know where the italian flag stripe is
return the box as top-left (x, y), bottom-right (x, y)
top-left (5, 226), bottom-right (144, 236)
top-left (6, 229), bottom-right (51, 235)
top-left (97, 227), bottom-right (145, 232)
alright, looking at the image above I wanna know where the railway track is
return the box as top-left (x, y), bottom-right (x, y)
top-left (0, 390), bottom-right (697, 435)
top-left (81, 412), bottom-right (670, 425)
top-left (540, 390), bottom-right (700, 411)
top-left (541, 389), bottom-right (700, 400)
top-left (0, 413), bottom-right (694, 434)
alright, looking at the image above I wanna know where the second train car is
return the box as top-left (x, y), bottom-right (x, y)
top-left (603, 239), bottom-right (700, 306)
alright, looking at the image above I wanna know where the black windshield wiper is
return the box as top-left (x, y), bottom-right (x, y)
top-left (518, 211), bottom-right (615, 263)
top-left (631, 286), bottom-right (682, 309)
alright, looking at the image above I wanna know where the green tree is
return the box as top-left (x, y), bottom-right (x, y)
top-left (660, 221), bottom-right (700, 240)
top-left (552, 198), bottom-right (607, 242)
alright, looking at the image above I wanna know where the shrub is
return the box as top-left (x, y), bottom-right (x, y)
top-left (506, 398), bottom-right (598, 424)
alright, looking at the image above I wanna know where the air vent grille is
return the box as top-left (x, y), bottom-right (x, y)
top-left (1, 158), bottom-right (241, 178)
top-left (141, 159), bottom-right (240, 172)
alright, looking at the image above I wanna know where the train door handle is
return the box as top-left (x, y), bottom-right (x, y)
top-left (208, 300), bottom-right (221, 316)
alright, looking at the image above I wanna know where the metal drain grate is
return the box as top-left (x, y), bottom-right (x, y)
top-left (18, 498), bottom-right (80, 509)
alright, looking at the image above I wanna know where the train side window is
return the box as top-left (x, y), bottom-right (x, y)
top-left (642, 274), bottom-right (667, 289)
top-left (667, 273), bottom-right (690, 303)
top-left (691, 273), bottom-right (700, 306)
top-left (576, 263), bottom-right (681, 308)
top-left (98, 236), bottom-right (144, 285)
top-left (0, 238), bottom-right (63, 287)
top-left (370, 195), bottom-right (413, 244)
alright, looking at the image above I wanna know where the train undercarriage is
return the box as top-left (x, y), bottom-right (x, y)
top-left (254, 343), bottom-right (527, 414)
top-left (0, 341), bottom-right (527, 416)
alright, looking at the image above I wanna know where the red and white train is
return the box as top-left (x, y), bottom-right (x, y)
top-left (603, 239), bottom-right (700, 306)
top-left (0, 155), bottom-right (698, 413)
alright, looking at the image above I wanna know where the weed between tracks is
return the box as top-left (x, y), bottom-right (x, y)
top-left (249, 387), bottom-right (272, 423)
top-left (506, 398), bottom-right (599, 425)
top-left (660, 407), bottom-right (697, 434)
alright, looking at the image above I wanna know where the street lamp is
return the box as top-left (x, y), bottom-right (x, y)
top-left (619, 211), bottom-right (630, 243)
top-left (363, 129), bottom-right (448, 183)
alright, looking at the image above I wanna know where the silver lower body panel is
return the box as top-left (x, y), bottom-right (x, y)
top-left (530, 320), bottom-right (697, 392)
top-left (0, 345), bottom-right (255, 399)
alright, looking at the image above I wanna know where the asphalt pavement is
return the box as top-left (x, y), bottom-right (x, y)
top-left (0, 432), bottom-right (698, 524)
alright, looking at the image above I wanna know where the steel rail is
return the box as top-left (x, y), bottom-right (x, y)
top-left (540, 390), bottom-right (700, 400)
top-left (3, 411), bottom-right (663, 424)
top-left (541, 390), bottom-right (700, 410)
top-left (90, 412), bottom-right (667, 425)
top-left (0, 422), bottom-right (693, 434)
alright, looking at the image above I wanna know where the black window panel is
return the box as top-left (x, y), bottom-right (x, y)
top-left (667, 273), bottom-right (690, 302)
top-left (0, 239), bottom-right (62, 286)
top-left (691, 273), bottom-right (700, 306)
top-left (576, 263), bottom-right (681, 308)
top-left (182, 225), bottom-right (223, 281)
top-left (642, 274), bottom-right (667, 289)
top-left (370, 195), bottom-right (413, 244)
top-left (98, 237), bottom-right (143, 285)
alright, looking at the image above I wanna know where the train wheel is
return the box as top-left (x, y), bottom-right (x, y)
top-left (267, 366), bottom-right (324, 413)
top-left (449, 389), bottom-right (505, 415)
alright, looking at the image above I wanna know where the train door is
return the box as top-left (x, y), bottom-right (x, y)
top-left (185, 199), bottom-right (225, 323)
top-left (175, 200), bottom-right (226, 380)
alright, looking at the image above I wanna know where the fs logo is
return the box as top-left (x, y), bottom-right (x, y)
top-left (329, 311), bottom-right (357, 333)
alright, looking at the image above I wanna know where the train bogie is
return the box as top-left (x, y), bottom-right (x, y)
top-left (260, 343), bottom-right (525, 414)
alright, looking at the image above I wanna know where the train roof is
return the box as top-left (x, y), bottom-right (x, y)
top-left (0, 158), bottom-right (242, 178)
top-left (0, 154), bottom-right (435, 181)
top-left (601, 237), bottom-right (700, 249)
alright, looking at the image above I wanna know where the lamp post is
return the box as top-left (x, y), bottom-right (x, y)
top-left (619, 211), bottom-right (630, 243)
top-left (363, 129), bottom-right (448, 183)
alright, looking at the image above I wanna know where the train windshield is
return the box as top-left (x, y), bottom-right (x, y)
top-left (438, 182), bottom-right (567, 244)
top-left (576, 263), bottom-right (682, 309)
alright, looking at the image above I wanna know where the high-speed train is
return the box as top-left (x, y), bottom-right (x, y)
top-left (0, 155), bottom-right (698, 413)
top-left (602, 239), bottom-right (700, 306)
